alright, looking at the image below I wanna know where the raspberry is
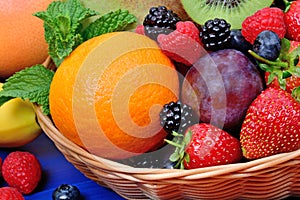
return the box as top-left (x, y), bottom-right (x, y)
top-left (241, 7), bottom-right (286, 44)
top-left (157, 21), bottom-right (205, 66)
top-left (284, 1), bottom-right (300, 42)
top-left (2, 151), bottom-right (42, 194)
top-left (175, 21), bottom-right (201, 43)
top-left (135, 24), bottom-right (145, 35)
top-left (0, 187), bottom-right (24, 200)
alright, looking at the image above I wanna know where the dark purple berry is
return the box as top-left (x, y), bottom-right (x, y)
top-left (52, 184), bottom-right (81, 200)
top-left (229, 29), bottom-right (253, 56)
top-left (118, 145), bottom-right (176, 169)
top-left (159, 101), bottom-right (198, 136)
top-left (200, 18), bottom-right (231, 51)
top-left (143, 6), bottom-right (181, 41)
top-left (253, 30), bottom-right (281, 61)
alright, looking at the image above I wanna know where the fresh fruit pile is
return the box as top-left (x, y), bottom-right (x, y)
top-left (123, 0), bottom-right (300, 168)
top-left (0, 0), bottom-right (300, 197)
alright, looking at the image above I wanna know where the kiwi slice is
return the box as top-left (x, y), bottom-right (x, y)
top-left (180, 0), bottom-right (274, 29)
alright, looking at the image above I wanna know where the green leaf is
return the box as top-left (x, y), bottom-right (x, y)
top-left (0, 96), bottom-right (13, 106)
top-left (34, 0), bottom-right (98, 66)
top-left (0, 65), bottom-right (54, 115)
top-left (82, 9), bottom-right (137, 41)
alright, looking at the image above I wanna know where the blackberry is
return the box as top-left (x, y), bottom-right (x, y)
top-left (117, 145), bottom-right (176, 169)
top-left (200, 18), bottom-right (231, 51)
top-left (159, 101), bottom-right (197, 135)
top-left (143, 6), bottom-right (181, 41)
top-left (52, 184), bottom-right (81, 200)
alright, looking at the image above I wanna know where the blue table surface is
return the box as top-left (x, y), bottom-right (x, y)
top-left (0, 133), bottom-right (125, 200)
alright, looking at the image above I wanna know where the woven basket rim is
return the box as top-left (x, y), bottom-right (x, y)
top-left (34, 105), bottom-right (300, 181)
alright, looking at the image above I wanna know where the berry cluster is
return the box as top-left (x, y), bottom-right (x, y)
top-left (130, 2), bottom-right (300, 170)
top-left (136, 6), bottom-right (205, 67)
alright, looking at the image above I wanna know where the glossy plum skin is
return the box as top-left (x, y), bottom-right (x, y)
top-left (181, 49), bottom-right (264, 133)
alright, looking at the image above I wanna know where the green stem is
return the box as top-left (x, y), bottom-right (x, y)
top-left (164, 139), bottom-right (182, 148)
top-left (282, 0), bottom-right (291, 12)
top-left (248, 50), bottom-right (289, 69)
top-left (282, 0), bottom-right (289, 4)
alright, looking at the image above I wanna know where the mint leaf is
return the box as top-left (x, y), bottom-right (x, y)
top-left (82, 9), bottom-right (137, 41)
top-left (0, 65), bottom-right (54, 115)
top-left (34, 0), bottom-right (98, 66)
top-left (34, 0), bottom-right (137, 68)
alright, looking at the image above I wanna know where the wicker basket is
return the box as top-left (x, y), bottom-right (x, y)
top-left (37, 58), bottom-right (300, 200)
top-left (35, 106), bottom-right (300, 200)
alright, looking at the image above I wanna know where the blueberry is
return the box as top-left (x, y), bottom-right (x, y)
top-left (253, 30), bottom-right (281, 61)
top-left (229, 29), bottom-right (253, 56)
top-left (52, 184), bottom-right (81, 200)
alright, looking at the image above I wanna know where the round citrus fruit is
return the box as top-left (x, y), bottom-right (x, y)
top-left (49, 31), bottom-right (179, 159)
top-left (0, 0), bottom-right (52, 79)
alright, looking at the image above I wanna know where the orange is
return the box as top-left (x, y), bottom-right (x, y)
top-left (0, 0), bottom-right (53, 79)
top-left (49, 31), bottom-right (179, 159)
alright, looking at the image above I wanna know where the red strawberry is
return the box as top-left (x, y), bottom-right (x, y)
top-left (240, 87), bottom-right (300, 160)
top-left (0, 187), bottom-right (24, 200)
top-left (167, 123), bottom-right (242, 169)
top-left (157, 21), bottom-right (206, 66)
top-left (2, 151), bottom-right (42, 194)
top-left (284, 0), bottom-right (300, 41)
top-left (242, 7), bottom-right (286, 44)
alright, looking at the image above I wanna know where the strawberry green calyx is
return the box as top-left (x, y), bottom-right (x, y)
top-left (164, 131), bottom-right (191, 169)
top-left (292, 86), bottom-right (300, 103)
top-left (249, 38), bottom-right (300, 90)
top-left (282, 0), bottom-right (292, 12)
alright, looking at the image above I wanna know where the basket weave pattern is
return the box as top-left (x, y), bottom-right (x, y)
top-left (35, 106), bottom-right (300, 200)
